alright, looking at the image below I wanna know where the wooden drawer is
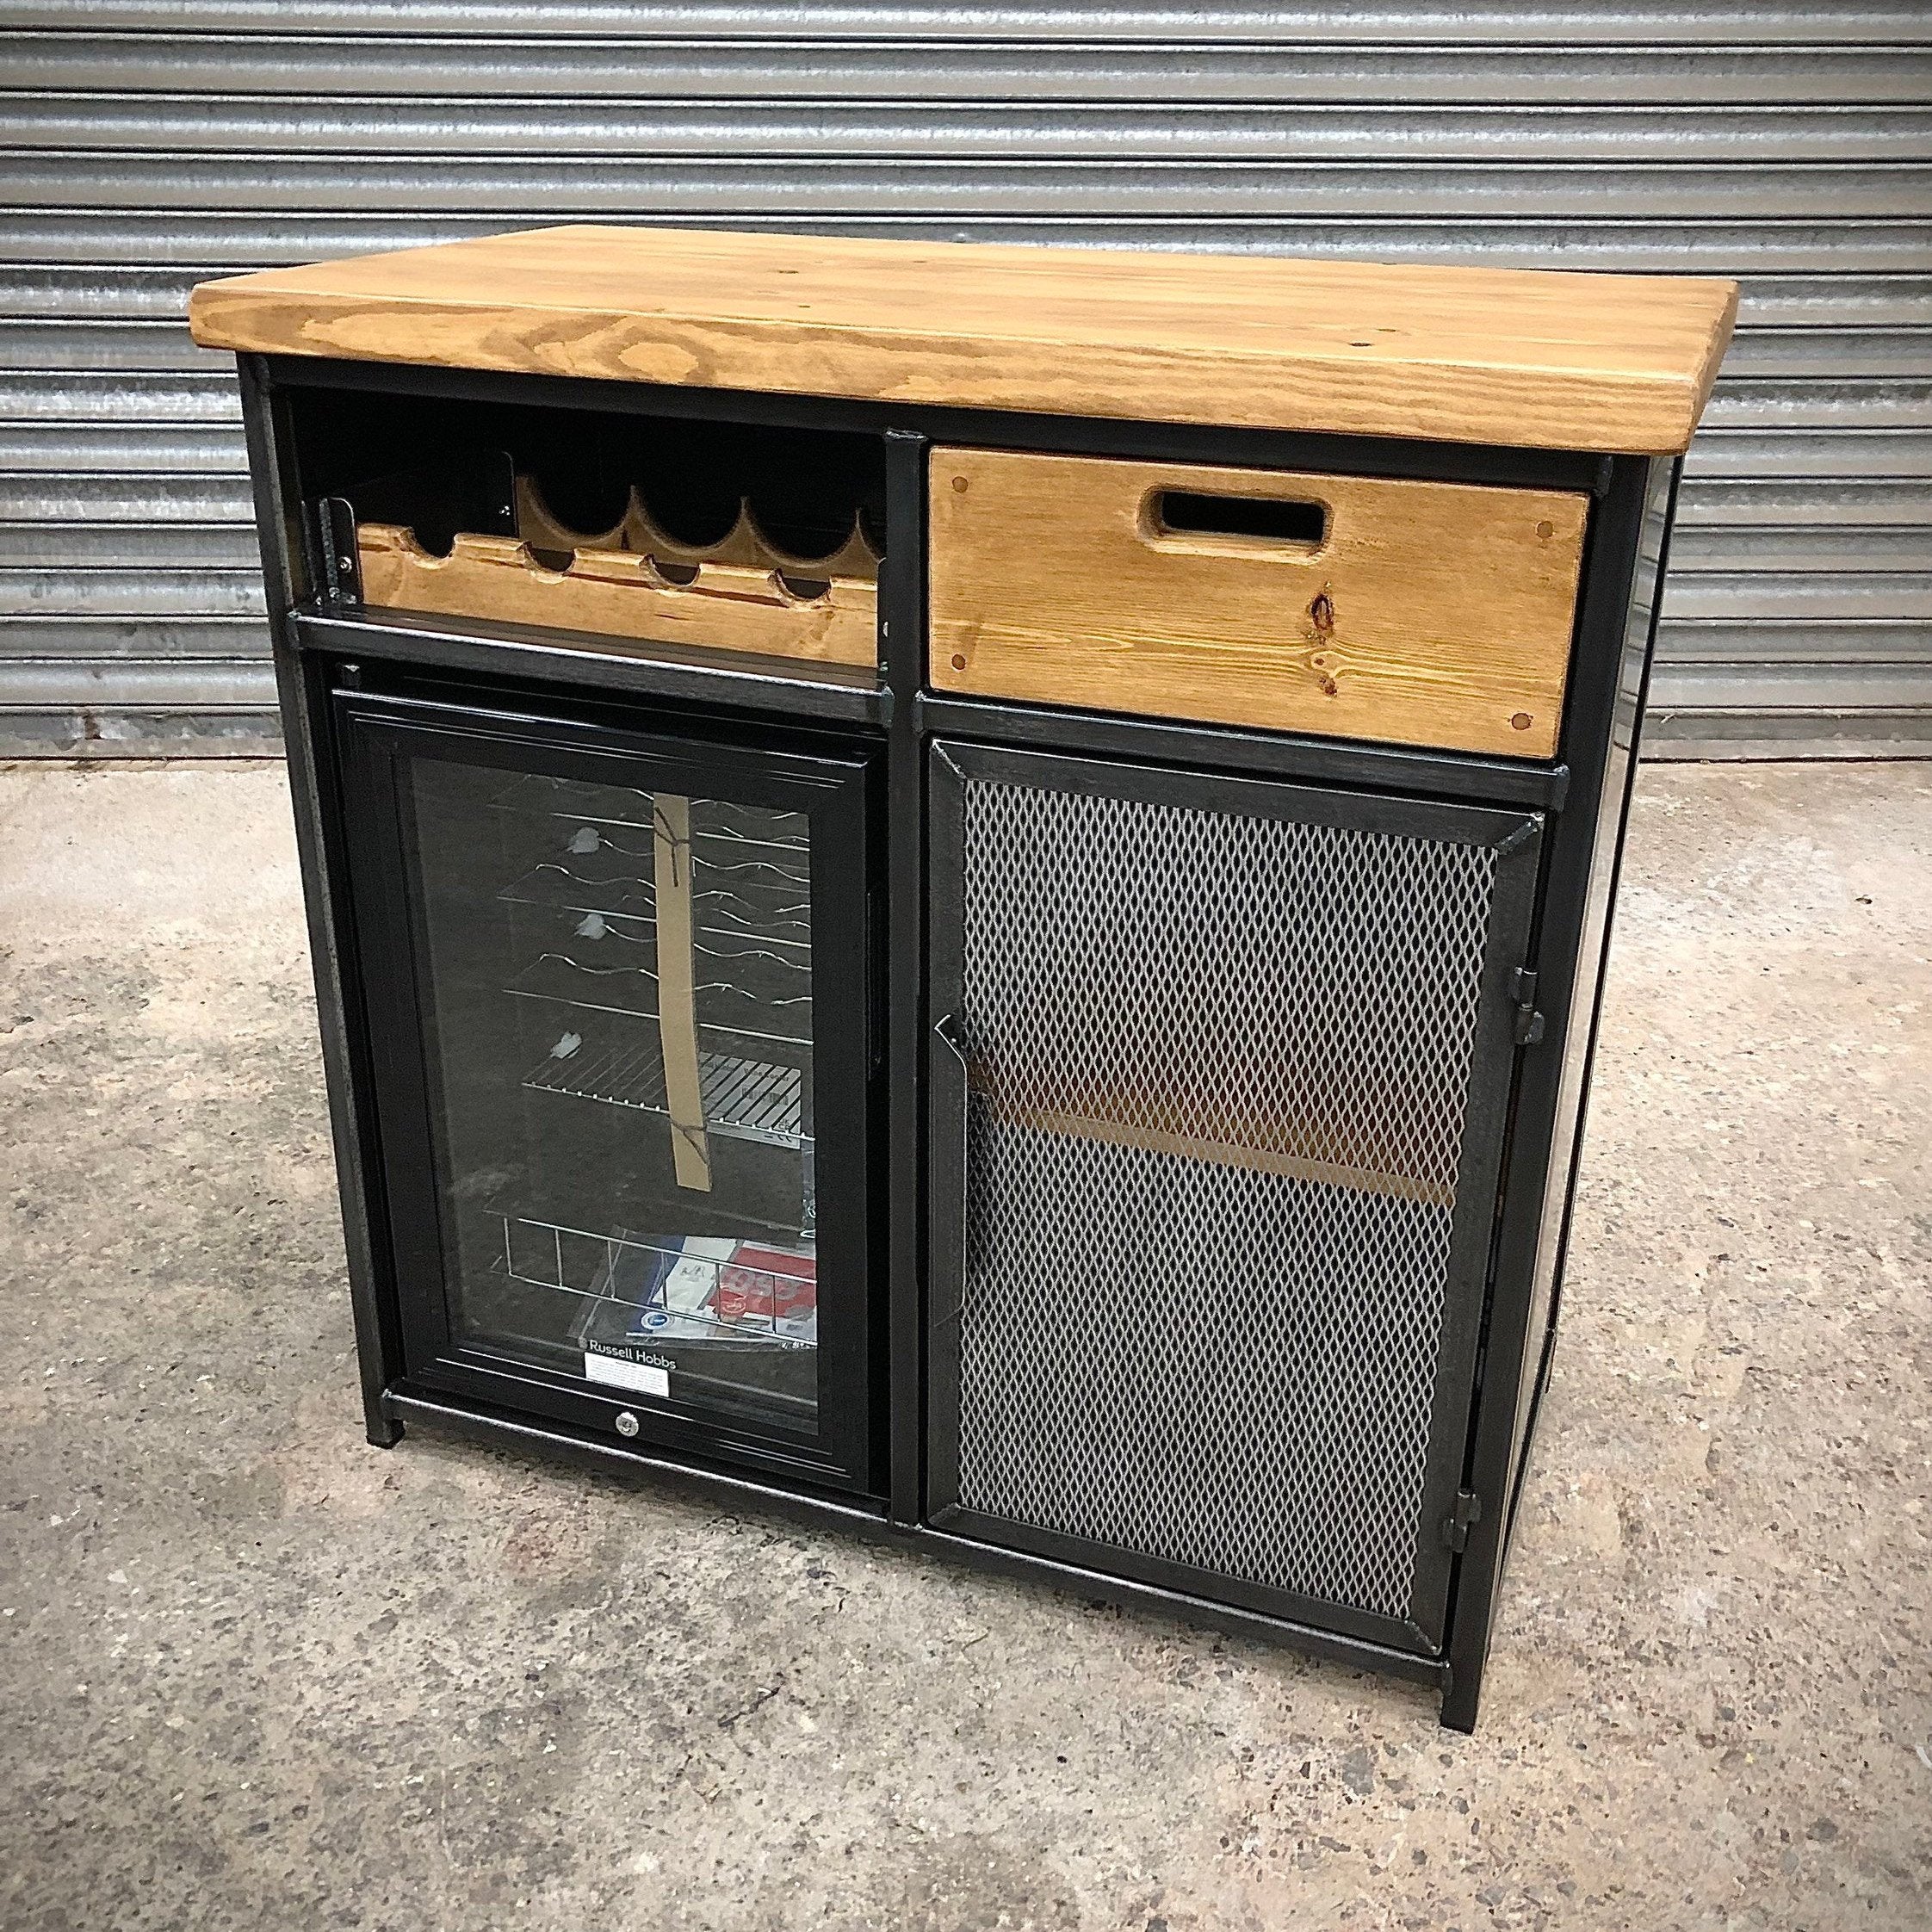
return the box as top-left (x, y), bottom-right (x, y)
top-left (928, 449), bottom-right (1589, 759)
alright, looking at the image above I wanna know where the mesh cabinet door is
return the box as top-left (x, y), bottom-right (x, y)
top-left (926, 742), bottom-right (1544, 1654)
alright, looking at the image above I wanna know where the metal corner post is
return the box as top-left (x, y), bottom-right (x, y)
top-left (1440, 453), bottom-right (1675, 1731)
top-left (1519, 456), bottom-right (1684, 1482)
top-left (237, 352), bottom-right (407, 1446)
top-left (881, 428), bottom-right (932, 1525)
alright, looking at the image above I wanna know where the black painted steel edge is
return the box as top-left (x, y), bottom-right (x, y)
top-left (915, 695), bottom-right (1570, 813)
top-left (922, 742), bottom-right (968, 1520)
top-left (936, 736), bottom-right (1542, 851)
top-left (384, 1387), bottom-right (893, 1526)
top-left (242, 355), bottom-right (407, 1448)
top-left (881, 429), bottom-right (930, 1526)
top-left (1508, 457), bottom-right (1684, 1541)
top-left (934, 1502), bottom-right (1439, 1660)
top-left (383, 1387), bottom-right (1449, 1694)
top-left (918, 1524), bottom-right (1449, 1690)
top-left (336, 682), bottom-right (870, 785)
top-left (1438, 452), bottom-right (1662, 1734)
top-left (1401, 812), bottom-right (1545, 1652)
top-left (293, 609), bottom-right (889, 728)
top-left (261, 354), bottom-right (1604, 496)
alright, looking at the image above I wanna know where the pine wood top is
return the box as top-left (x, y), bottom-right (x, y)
top-left (189, 225), bottom-right (1737, 455)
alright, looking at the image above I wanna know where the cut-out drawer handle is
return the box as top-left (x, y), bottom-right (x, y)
top-left (1147, 487), bottom-right (1328, 554)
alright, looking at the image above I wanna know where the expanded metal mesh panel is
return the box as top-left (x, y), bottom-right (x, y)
top-left (954, 777), bottom-right (1503, 1621)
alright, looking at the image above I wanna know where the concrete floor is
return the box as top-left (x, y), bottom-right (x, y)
top-left (1, 759), bottom-right (1927, 1931)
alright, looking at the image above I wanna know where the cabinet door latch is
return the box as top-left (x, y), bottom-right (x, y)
top-left (1441, 1489), bottom-right (1484, 1552)
top-left (1510, 966), bottom-right (1545, 1047)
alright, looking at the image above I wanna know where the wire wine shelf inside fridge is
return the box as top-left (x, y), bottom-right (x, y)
top-left (523, 1034), bottom-right (805, 1149)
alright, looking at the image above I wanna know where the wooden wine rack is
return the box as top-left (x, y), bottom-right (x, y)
top-left (355, 476), bottom-right (879, 667)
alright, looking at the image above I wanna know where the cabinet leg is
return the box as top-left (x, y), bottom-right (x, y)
top-left (1439, 1658), bottom-right (1483, 1734)
top-left (364, 1400), bottom-right (406, 1449)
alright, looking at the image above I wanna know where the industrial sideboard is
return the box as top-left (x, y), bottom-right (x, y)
top-left (190, 226), bottom-right (1735, 1729)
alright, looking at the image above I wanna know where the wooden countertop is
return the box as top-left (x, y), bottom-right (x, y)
top-left (189, 225), bottom-right (1737, 455)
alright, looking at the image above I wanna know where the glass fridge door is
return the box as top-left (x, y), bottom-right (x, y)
top-left (336, 686), bottom-right (877, 1492)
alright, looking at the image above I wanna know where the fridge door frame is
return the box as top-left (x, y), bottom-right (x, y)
top-left (924, 737), bottom-right (1545, 1656)
top-left (331, 678), bottom-right (882, 1497)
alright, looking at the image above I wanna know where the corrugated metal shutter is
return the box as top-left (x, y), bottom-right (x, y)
top-left (2, 3), bottom-right (1927, 757)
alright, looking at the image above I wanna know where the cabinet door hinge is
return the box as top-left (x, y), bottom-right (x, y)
top-left (1441, 1489), bottom-right (1483, 1553)
top-left (1511, 966), bottom-right (1545, 1047)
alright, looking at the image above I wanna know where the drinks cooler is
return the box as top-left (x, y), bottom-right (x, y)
top-left (191, 226), bottom-right (1735, 1728)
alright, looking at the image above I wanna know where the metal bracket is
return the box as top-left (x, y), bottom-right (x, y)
top-left (312, 496), bottom-right (361, 608)
top-left (1496, 815), bottom-right (1543, 858)
top-left (1441, 1489), bottom-right (1483, 1552)
top-left (1511, 966), bottom-right (1545, 1047)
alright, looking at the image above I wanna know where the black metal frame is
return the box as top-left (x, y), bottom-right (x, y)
top-left (236, 345), bottom-right (1678, 1731)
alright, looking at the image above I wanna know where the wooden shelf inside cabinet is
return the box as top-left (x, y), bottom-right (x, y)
top-left (974, 1069), bottom-right (1457, 1209)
